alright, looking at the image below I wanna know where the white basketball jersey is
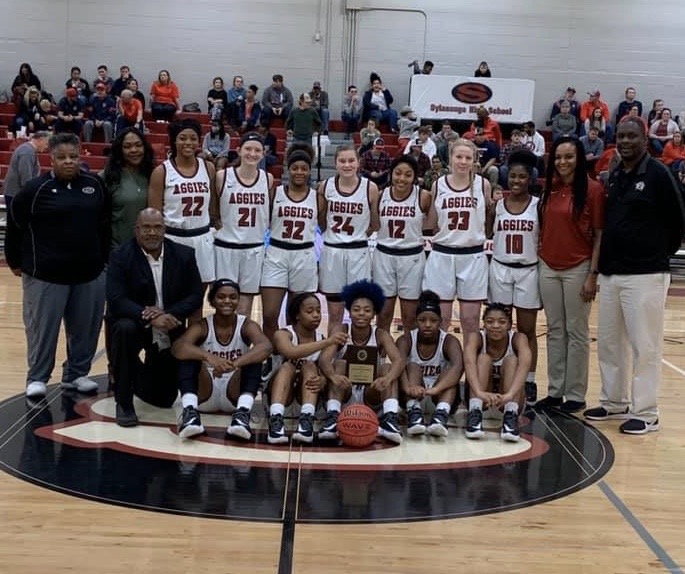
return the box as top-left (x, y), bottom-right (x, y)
top-left (409, 329), bottom-right (449, 388)
top-left (282, 325), bottom-right (326, 365)
top-left (270, 185), bottom-right (318, 245)
top-left (480, 329), bottom-right (515, 367)
top-left (376, 185), bottom-right (424, 249)
top-left (492, 196), bottom-right (539, 265)
top-left (215, 167), bottom-right (270, 244)
top-left (336, 325), bottom-right (378, 361)
top-left (202, 314), bottom-right (249, 379)
top-left (431, 174), bottom-right (486, 247)
top-left (163, 159), bottom-right (211, 230)
top-left (322, 176), bottom-right (371, 244)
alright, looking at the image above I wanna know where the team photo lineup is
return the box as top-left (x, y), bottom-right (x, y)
top-left (4, 61), bottom-right (685, 448)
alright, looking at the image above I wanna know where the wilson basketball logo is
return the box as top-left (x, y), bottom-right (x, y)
top-left (451, 82), bottom-right (493, 105)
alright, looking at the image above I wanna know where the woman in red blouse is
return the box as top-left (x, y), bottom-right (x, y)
top-left (149, 69), bottom-right (181, 122)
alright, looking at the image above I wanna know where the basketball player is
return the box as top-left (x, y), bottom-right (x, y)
top-left (172, 279), bottom-right (272, 440)
top-left (317, 280), bottom-right (406, 444)
top-left (462, 303), bottom-right (532, 442)
top-left (396, 290), bottom-right (464, 437)
top-left (266, 293), bottom-right (347, 444)
top-left (213, 132), bottom-right (273, 316)
top-left (317, 145), bottom-right (380, 333)
top-left (373, 154), bottom-right (432, 333)
top-left (486, 149), bottom-right (540, 406)
top-left (423, 139), bottom-right (492, 338)
top-left (148, 119), bottom-right (217, 309)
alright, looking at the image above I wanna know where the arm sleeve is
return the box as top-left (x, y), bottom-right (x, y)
top-left (3, 184), bottom-right (34, 269)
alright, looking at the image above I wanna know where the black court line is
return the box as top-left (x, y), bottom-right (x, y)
top-left (277, 442), bottom-right (301, 574)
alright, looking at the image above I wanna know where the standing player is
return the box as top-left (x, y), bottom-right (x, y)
top-left (213, 132), bottom-right (273, 316)
top-left (172, 279), bottom-right (272, 440)
top-left (462, 303), bottom-right (532, 442)
top-left (373, 154), bottom-right (432, 333)
top-left (317, 280), bottom-right (406, 444)
top-left (318, 145), bottom-right (380, 332)
top-left (148, 119), bottom-right (217, 304)
top-left (266, 292), bottom-right (348, 444)
top-left (486, 149), bottom-right (540, 405)
top-left (396, 290), bottom-right (464, 437)
top-left (423, 139), bottom-right (492, 340)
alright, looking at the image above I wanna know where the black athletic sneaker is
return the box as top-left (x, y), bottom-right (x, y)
top-left (292, 413), bottom-right (315, 444)
top-left (535, 396), bottom-right (563, 411)
top-left (379, 411), bottom-right (403, 444)
top-left (465, 408), bottom-right (485, 439)
top-left (583, 406), bottom-right (630, 421)
top-left (267, 413), bottom-right (288, 445)
top-left (178, 406), bottom-right (204, 439)
top-left (619, 418), bottom-right (659, 435)
top-left (525, 381), bottom-right (538, 405)
top-left (318, 410), bottom-right (339, 440)
top-left (501, 410), bottom-right (520, 442)
top-left (560, 400), bottom-right (587, 414)
top-left (406, 406), bottom-right (426, 436)
top-left (227, 407), bottom-right (252, 440)
top-left (427, 408), bottom-right (449, 437)
top-left (116, 403), bottom-right (139, 428)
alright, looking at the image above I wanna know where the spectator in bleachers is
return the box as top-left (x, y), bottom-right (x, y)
top-left (397, 105), bottom-right (420, 151)
top-left (261, 74), bottom-right (294, 125)
top-left (619, 105), bottom-right (645, 132)
top-left (474, 61), bottom-right (492, 77)
top-left (584, 107), bottom-right (607, 141)
top-left (126, 78), bottom-right (145, 108)
top-left (360, 137), bottom-right (392, 187)
top-left (257, 124), bottom-right (278, 171)
top-left (404, 125), bottom-right (436, 159)
top-left (12, 86), bottom-right (41, 135)
top-left (207, 77), bottom-right (228, 122)
top-left (341, 85), bottom-right (362, 138)
top-left (422, 155), bottom-right (449, 191)
top-left (102, 127), bottom-right (155, 249)
top-left (521, 121), bottom-right (546, 172)
top-left (226, 75), bottom-right (247, 127)
top-left (111, 65), bottom-right (134, 98)
top-left (464, 106), bottom-right (502, 147)
top-left (309, 81), bottom-right (330, 135)
top-left (95, 65), bottom-right (114, 94)
top-left (406, 139), bottom-right (431, 187)
top-left (84, 82), bottom-right (116, 143)
top-left (149, 69), bottom-right (181, 122)
top-left (238, 84), bottom-right (262, 133)
top-left (65, 66), bottom-right (90, 106)
top-left (550, 87), bottom-right (580, 124)
top-left (498, 129), bottom-right (534, 187)
top-left (286, 93), bottom-right (322, 145)
top-left (359, 118), bottom-right (381, 154)
top-left (661, 130), bottom-right (685, 175)
top-left (473, 127), bottom-right (500, 188)
top-left (56, 88), bottom-right (85, 135)
top-left (202, 120), bottom-right (232, 171)
top-left (647, 99), bottom-right (664, 126)
top-left (11, 63), bottom-right (41, 108)
top-left (552, 100), bottom-right (578, 141)
top-left (432, 120), bottom-right (459, 165)
top-left (580, 89), bottom-right (613, 140)
top-left (362, 77), bottom-right (399, 133)
top-left (411, 60), bottom-right (434, 75)
top-left (649, 108), bottom-right (679, 155)
top-left (2, 131), bottom-right (49, 212)
top-left (616, 86), bottom-right (643, 125)
top-left (580, 126), bottom-right (605, 175)
top-left (116, 89), bottom-right (144, 135)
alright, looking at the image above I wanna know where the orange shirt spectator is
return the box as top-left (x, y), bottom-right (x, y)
top-left (120, 96), bottom-right (142, 123)
top-left (150, 80), bottom-right (180, 106)
top-left (580, 90), bottom-right (610, 122)
top-left (661, 133), bottom-right (685, 166)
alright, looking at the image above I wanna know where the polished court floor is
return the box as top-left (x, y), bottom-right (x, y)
top-left (0, 275), bottom-right (684, 573)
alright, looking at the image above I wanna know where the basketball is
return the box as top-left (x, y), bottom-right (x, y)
top-left (337, 404), bottom-right (379, 448)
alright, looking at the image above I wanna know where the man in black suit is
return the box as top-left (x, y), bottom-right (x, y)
top-left (107, 208), bottom-right (203, 430)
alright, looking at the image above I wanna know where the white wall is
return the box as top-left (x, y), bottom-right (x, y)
top-left (2, 0), bottom-right (685, 127)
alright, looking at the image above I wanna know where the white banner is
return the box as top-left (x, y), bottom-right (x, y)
top-left (409, 75), bottom-right (535, 124)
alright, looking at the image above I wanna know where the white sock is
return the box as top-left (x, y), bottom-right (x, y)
top-left (237, 393), bottom-right (255, 411)
top-left (181, 393), bottom-right (198, 409)
top-left (436, 401), bottom-right (451, 413)
top-left (270, 402), bottom-right (285, 416)
top-left (505, 401), bottom-right (519, 414)
top-left (469, 398), bottom-right (483, 411)
top-left (406, 399), bottom-right (420, 410)
top-left (301, 403), bottom-right (315, 415)
top-left (383, 398), bottom-right (399, 414)
top-left (526, 372), bottom-right (536, 383)
top-left (327, 399), bottom-right (342, 413)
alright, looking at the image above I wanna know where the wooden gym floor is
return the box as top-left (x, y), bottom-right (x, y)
top-left (0, 272), bottom-right (683, 574)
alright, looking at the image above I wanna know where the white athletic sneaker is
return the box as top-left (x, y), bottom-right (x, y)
top-left (61, 376), bottom-right (99, 393)
top-left (26, 381), bottom-right (47, 398)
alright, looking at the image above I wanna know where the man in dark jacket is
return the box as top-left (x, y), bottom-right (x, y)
top-left (107, 208), bottom-right (203, 428)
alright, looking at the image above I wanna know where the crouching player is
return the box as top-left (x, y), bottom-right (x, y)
top-left (172, 279), bottom-right (272, 440)
top-left (318, 280), bottom-right (406, 444)
top-left (463, 303), bottom-right (532, 442)
top-left (266, 292), bottom-right (348, 444)
top-left (396, 290), bottom-right (464, 437)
